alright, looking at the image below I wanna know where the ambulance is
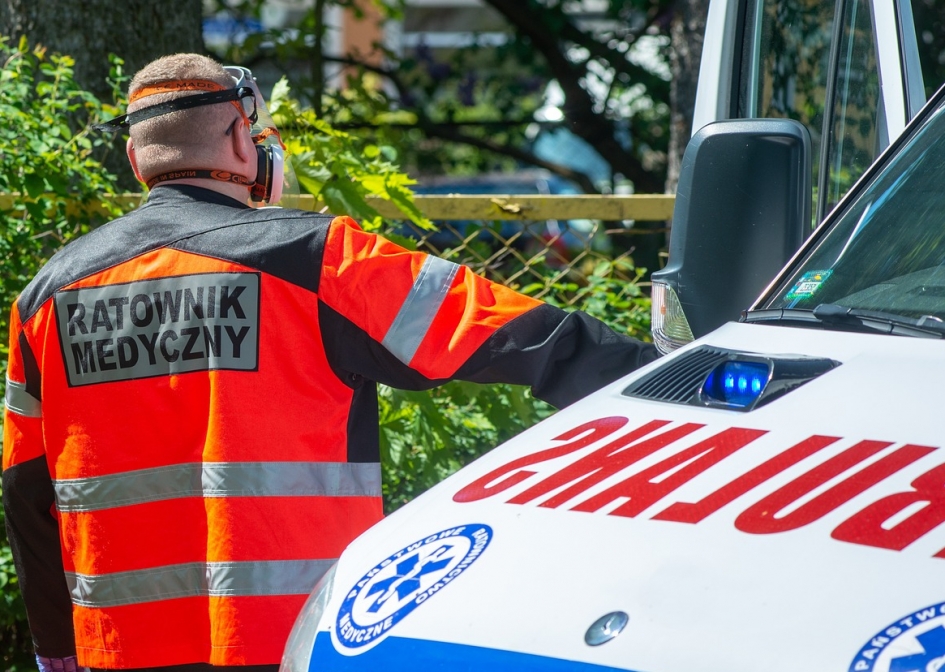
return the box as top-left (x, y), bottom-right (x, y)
top-left (280, 0), bottom-right (945, 670)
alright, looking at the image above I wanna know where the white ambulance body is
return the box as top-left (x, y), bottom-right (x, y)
top-left (281, 1), bottom-right (945, 670)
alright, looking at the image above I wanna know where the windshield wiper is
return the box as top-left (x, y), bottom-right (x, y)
top-left (812, 304), bottom-right (945, 337)
top-left (744, 308), bottom-right (821, 325)
top-left (745, 304), bottom-right (945, 338)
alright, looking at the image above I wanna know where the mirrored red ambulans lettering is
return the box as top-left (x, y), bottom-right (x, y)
top-left (55, 272), bottom-right (261, 385)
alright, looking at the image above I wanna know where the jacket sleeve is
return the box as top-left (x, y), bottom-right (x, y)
top-left (2, 300), bottom-right (76, 657)
top-left (317, 216), bottom-right (659, 408)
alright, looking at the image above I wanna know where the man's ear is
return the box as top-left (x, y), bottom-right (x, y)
top-left (126, 138), bottom-right (144, 183)
top-left (231, 121), bottom-right (258, 182)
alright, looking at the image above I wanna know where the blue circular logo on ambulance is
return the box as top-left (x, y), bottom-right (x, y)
top-left (851, 602), bottom-right (945, 672)
top-left (334, 524), bottom-right (492, 650)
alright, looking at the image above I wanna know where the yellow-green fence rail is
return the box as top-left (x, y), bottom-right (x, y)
top-left (0, 193), bottom-right (674, 221)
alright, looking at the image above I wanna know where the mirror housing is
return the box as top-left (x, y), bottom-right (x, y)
top-left (652, 119), bottom-right (812, 346)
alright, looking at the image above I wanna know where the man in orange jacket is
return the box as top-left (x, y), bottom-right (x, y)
top-left (2, 53), bottom-right (658, 672)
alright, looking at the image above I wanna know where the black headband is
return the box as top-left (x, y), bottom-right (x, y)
top-left (93, 86), bottom-right (256, 133)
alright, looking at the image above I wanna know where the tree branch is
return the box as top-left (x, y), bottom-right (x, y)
top-left (323, 48), bottom-right (663, 194)
top-left (479, 0), bottom-right (664, 193)
top-left (555, 11), bottom-right (670, 96)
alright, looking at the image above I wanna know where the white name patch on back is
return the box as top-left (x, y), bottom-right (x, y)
top-left (55, 272), bottom-right (261, 386)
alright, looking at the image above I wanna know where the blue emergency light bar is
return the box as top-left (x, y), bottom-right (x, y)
top-left (623, 345), bottom-right (841, 412)
top-left (702, 361), bottom-right (771, 408)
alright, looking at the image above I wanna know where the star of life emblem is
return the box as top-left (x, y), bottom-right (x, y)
top-left (334, 524), bottom-right (493, 651)
top-left (851, 602), bottom-right (945, 672)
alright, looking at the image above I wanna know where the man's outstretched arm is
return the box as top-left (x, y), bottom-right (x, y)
top-left (317, 216), bottom-right (659, 407)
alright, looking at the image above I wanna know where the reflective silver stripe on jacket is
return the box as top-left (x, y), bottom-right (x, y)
top-left (53, 461), bottom-right (381, 513)
top-left (64, 558), bottom-right (335, 608)
top-left (382, 255), bottom-right (459, 365)
top-left (4, 378), bottom-right (41, 418)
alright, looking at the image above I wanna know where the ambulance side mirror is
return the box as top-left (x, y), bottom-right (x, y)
top-left (652, 119), bottom-right (812, 341)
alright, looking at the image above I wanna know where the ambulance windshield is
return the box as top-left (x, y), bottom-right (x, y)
top-left (763, 92), bottom-right (945, 326)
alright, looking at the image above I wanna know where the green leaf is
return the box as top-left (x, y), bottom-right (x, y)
top-left (385, 182), bottom-right (434, 230)
top-left (23, 173), bottom-right (45, 198)
top-left (292, 160), bottom-right (333, 185)
top-left (295, 172), bottom-right (326, 197)
top-left (268, 77), bottom-right (295, 120)
top-left (321, 179), bottom-right (382, 223)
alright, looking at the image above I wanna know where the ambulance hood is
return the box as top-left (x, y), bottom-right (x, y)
top-left (299, 322), bottom-right (945, 672)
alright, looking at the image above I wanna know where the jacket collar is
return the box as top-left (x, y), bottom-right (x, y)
top-left (146, 184), bottom-right (251, 209)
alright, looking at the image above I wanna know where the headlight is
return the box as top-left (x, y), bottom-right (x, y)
top-left (280, 563), bottom-right (337, 672)
top-left (651, 280), bottom-right (695, 354)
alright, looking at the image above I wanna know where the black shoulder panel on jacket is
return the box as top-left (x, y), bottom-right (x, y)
top-left (170, 209), bottom-right (330, 295)
top-left (318, 300), bottom-right (445, 392)
top-left (17, 186), bottom-right (334, 322)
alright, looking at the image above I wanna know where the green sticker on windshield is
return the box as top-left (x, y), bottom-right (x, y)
top-left (785, 270), bottom-right (833, 301)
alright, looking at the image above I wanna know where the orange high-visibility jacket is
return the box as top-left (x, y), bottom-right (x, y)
top-left (2, 185), bottom-right (657, 669)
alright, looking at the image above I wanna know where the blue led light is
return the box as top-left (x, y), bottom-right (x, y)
top-left (702, 361), bottom-right (770, 408)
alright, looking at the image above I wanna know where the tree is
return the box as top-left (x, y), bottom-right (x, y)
top-left (0, 0), bottom-right (205, 187)
top-left (476, 0), bottom-right (671, 194)
top-left (0, 0), bottom-right (203, 101)
top-left (666, 0), bottom-right (707, 194)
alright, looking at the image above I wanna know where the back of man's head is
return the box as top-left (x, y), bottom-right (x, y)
top-left (128, 54), bottom-right (236, 181)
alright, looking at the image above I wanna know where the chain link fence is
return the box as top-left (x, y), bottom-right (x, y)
top-left (384, 210), bottom-right (669, 304)
top-left (393, 217), bottom-right (607, 293)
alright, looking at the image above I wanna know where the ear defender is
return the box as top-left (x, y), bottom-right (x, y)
top-left (251, 144), bottom-right (284, 204)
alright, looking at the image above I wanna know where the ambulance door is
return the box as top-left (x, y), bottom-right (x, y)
top-left (692, 0), bottom-right (924, 224)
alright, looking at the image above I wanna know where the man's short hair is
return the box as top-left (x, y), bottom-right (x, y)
top-left (128, 54), bottom-right (238, 178)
